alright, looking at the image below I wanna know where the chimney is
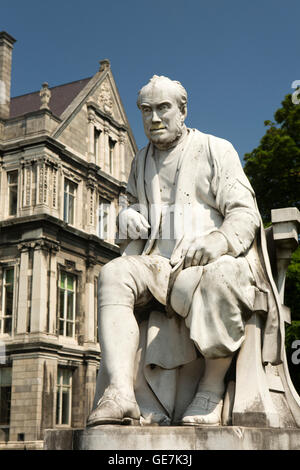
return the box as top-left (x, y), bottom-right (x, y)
top-left (0, 31), bottom-right (16, 120)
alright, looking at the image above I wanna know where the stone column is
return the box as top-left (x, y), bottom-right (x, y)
top-left (87, 109), bottom-right (95, 164)
top-left (22, 162), bottom-right (32, 208)
top-left (119, 132), bottom-right (126, 182)
top-left (16, 244), bottom-right (30, 334)
top-left (103, 125), bottom-right (110, 173)
top-left (48, 243), bottom-right (60, 335)
top-left (30, 241), bottom-right (48, 333)
top-left (0, 32), bottom-right (16, 120)
top-left (51, 164), bottom-right (59, 217)
top-left (86, 179), bottom-right (97, 234)
top-left (84, 264), bottom-right (96, 344)
top-left (99, 128), bottom-right (105, 170)
top-left (113, 140), bottom-right (120, 180)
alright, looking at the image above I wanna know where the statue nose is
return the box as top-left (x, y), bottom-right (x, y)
top-left (152, 110), bottom-right (161, 122)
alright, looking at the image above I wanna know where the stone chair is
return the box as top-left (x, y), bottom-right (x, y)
top-left (223, 207), bottom-right (300, 428)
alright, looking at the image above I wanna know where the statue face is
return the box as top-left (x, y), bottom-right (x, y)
top-left (139, 82), bottom-right (186, 149)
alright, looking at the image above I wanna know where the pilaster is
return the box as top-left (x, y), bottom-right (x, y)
top-left (16, 244), bottom-right (30, 334)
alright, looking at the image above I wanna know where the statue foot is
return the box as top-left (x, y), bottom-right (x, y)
top-left (181, 391), bottom-right (223, 426)
top-left (86, 386), bottom-right (140, 427)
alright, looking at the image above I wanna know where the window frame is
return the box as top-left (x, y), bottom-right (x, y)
top-left (58, 271), bottom-right (76, 339)
top-left (56, 367), bottom-right (72, 427)
top-left (63, 178), bottom-right (77, 225)
top-left (94, 127), bottom-right (101, 164)
top-left (108, 137), bottom-right (115, 175)
top-left (0, 266), bottom-right (15, 336)
top-left (7, 170), bottom-right (18, 217)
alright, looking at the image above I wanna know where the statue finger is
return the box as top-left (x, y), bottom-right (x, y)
top-left (140, 217), bottom-right (150, 229)
top-left (139, 226), bottom-right (149, 239)
top-left (184, 248), bottom-right (196, 268)
top-left (199, 252), bottom-right (210, 266)
top-left (128, 226), bottom-right (140, 239)
top-left (192, 250), bottom-right (203, 266)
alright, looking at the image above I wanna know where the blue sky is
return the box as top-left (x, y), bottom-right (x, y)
top-left (2, 0), bottom-right (300, 162)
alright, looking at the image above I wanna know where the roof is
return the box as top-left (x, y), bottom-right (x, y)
top-left (9, 77), bottom-right (92, 119)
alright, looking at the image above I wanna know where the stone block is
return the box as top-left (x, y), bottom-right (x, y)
top-left (44, 425), bottom-right (300, 450)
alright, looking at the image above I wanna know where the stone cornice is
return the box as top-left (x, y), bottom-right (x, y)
top-left (0, 213), bottom-right (120, 257)
top-left (0, 134), bottom-right (123, 192)
top-left (0, 108), bottom-right (61, 124)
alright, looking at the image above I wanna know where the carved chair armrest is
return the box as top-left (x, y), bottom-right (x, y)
top-left (269, 207), bottom-right (300, 322)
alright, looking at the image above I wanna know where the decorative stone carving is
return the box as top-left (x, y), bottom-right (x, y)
top-left (18, 239), bottom-right (60, 253)
top-left (86, 177), bottom-right (97, 226)
top-left (87, 108), bottom-right (96, 123)
top-left (39, 82), bottom-right (51, 110)
top-left (98, 81), bottom-right (113, 117)
top-left (52, 167), bottom-right (57, 208)
top-left (99, 59), bottom-right (110, 73)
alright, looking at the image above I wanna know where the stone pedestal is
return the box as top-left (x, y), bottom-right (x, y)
top-left (44, 425), bottom-right (300, 450)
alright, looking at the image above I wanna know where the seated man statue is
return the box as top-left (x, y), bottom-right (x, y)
top-left (87, 75), bottom-right (283, 427)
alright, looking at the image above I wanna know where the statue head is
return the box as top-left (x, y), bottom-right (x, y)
top-left (137, 75), bottom-right (187, 150)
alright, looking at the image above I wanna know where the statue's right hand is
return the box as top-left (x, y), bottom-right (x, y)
top-left (119, 208), bottom-right (150, 240)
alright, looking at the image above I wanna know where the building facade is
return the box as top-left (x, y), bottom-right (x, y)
top-left (0, 32), bottom-right (137, 449)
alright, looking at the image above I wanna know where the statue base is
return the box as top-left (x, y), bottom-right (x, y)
top-left (44, 425), bottom-right (300, 450)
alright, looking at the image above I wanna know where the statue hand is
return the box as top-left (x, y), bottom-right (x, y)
top-left (181, 232), bottom-right (228, 268)
top-left (119, 208), bottom-right (150, 240)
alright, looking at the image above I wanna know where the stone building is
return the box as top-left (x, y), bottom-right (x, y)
top-left (0, 31), bottom-right (137, 449)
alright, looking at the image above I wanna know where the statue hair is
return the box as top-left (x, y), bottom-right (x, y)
top-left (137, 75), bottom-right (188, 111)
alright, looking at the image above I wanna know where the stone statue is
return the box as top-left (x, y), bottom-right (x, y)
top-left (87, 75), bottom-right (286, 428)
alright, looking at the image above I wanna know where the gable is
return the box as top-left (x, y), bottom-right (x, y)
top-left (89, 76), bottom-right (125, 125)
top-left (53, 66), bottom-right (137, 163)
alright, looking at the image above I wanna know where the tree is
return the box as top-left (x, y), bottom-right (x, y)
top-left (244, 93), bottom-right (300, 222)
top-left (244, 92), bottom-right (300, 392)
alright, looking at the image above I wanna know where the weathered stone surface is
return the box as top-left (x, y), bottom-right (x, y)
top-left (44, 425), bottom-right (300, 450)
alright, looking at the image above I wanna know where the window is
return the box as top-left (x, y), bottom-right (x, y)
top-left (98, 202), bottom-right (109, 239)
top-left (63, 179), bottom-right (76, 224)
top-left (58, 272), bottom-right (76, 338)
top-left (0, 268), bottom-right (14, 335)
top-left (94, 128), bottom-right (101, 163)
top-left (56, 368), bottom-right (72, 426)
top-left (7, 171), bottom-right (18, 216)
top-left (0, 367), bottom-right (12, 426)
top-left (109, 138), bottom-right (115, 174)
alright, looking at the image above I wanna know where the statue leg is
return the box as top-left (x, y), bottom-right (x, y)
top-left (181, 357), bottom-right (232, 426)
top-left (87, 255), bottom-right (171, 426)
top-left (180, 255), bottom-right (256, 426)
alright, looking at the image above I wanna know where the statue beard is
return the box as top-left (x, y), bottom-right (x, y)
top-left (151, 115), bottom-right (185, 151)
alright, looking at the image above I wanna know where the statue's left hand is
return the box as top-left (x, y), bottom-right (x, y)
top-left (181, 232), bottom-right (228, 268)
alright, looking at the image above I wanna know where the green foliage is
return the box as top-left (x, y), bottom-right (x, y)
top-left (285, 247), bottom-right (300, 323)
top-left (244, 92), bottom-right (300, 392)
top-left (244, 93), bottom-right (300, 224)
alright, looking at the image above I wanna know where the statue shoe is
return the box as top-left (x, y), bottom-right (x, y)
top-left (86, 387), bottom-right (140, 427)
top-left (181, 391), bottom-right (223, 426)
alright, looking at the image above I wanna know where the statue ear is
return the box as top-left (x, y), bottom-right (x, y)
top-left (181, 104), bottom-right (187, 121)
